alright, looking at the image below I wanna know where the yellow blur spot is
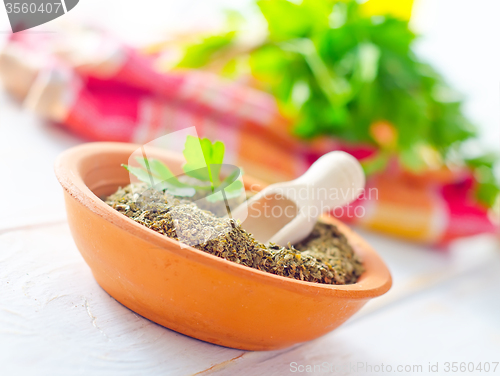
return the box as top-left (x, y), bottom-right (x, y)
top-left (360, 0), bottom-right (414, 20)
top-left (369, 121), bottom-right (398, 148)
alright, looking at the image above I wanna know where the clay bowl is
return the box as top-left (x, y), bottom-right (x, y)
top-left (55, 142), bottom-right (392, 351)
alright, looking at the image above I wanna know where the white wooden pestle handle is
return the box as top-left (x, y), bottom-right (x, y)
top-left (232, 151), bottom-right (365, 245)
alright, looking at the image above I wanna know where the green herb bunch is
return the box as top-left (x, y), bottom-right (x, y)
top-left (123, 136), bottom-right (244, 202)
top-left (175, 0), bottom-right (499, 207)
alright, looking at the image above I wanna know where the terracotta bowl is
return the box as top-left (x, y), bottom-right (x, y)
top-left (55, 142), bottom-right (392, 351)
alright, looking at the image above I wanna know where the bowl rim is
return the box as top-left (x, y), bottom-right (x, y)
top-left (55, 142), bottom-right (392, 299)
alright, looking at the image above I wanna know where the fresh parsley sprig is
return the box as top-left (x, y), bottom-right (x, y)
top-left (122, 136), bottom-right (244, 202)
top-left (174, 0), bottom-right (499, 208)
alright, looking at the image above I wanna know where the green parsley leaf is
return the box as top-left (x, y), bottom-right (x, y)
top-left (183, 135), bottom-right (225, 187)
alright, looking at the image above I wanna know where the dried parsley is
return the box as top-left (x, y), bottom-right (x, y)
top-left (105, 183), bottom-right (364, 285)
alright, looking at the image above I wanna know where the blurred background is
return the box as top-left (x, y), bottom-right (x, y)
top-left (0, 0), bottom-right (498, 245)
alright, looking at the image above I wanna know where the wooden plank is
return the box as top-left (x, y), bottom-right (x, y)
top-left (2, 220), bottom-right (497, 375)
top-left (0, 224), bottom-right (244, 375)
top-left (202, 252), bottom-right (500, 375)
top-left (0, 92), bottom-right (80, 230)
top-left (345, 229), bottom-right (500, 319)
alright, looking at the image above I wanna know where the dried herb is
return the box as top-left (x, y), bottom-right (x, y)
top-left (106, 183), bottom-right (364, 285)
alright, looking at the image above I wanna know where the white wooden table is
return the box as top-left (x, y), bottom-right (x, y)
top-left (1, 87), bottom-right (499, 375)
top-left (1, 0), bottom-right (499, 374)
